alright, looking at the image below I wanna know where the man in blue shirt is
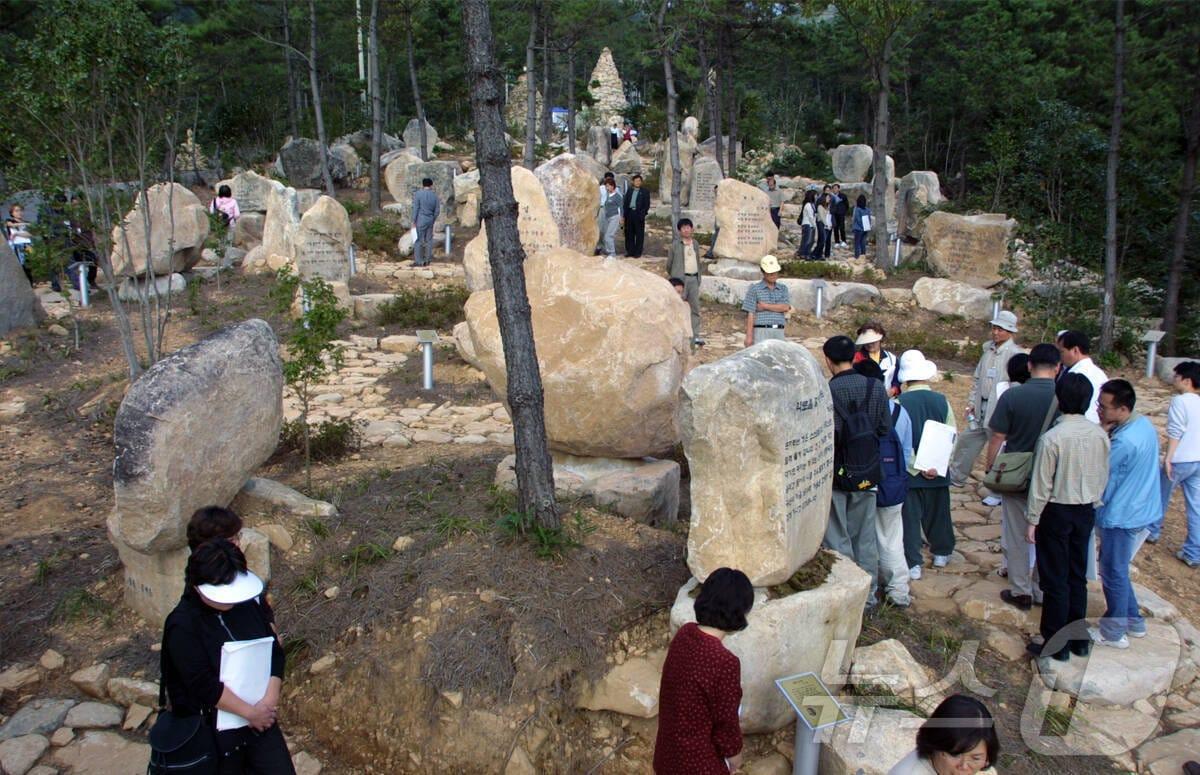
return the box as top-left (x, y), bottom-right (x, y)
top-left (741, 255), bottom-right (791, 347)
top-left (1091, 379), bottom-right (1161, 648)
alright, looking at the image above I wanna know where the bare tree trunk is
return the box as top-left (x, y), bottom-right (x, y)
top-left (567, 46), bottom-right (576, 154)
top-left (405, 18), bottom-right (429, 162)
top-left (697, 37), bottom-right (718, 159)
top-left (1163, 81), bottom-right (1200, 355)
top-left (368, 0), bottom-right (383, 213)
top-left (355, 0), bottom-right (367, 114)
top-left (461, 0), bottom-right (560, 529)
top-left (283, 0), bottom-right (299, 137)
top-left (871, 39), bottom-right (893, 271)
top-left (523, 4), bottom-right (538, 169)
top-left (712, 27), bottom-right (727, 176)
top-left (308, 0), bottom-right (336, 196)
top-left (657, 0), bottom-right (681, 228)
top-left (540, 8), bottom-right (553, 144)
top-left (1099, 0), bottom-right (1125, 353)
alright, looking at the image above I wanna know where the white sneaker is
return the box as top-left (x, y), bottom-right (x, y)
top-left (908, 565), bottom-right (923, 580)
top-left (1128, 627), bottom-right (1148, 639)
top-left (933, 555), bottom-right (950, 568)
top-left (1088, 626), bottom-right (1130, 649)
top-left (982, 495), bottom-right (1002, 507)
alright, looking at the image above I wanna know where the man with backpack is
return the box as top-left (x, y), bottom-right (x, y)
top-left (897, 350), bottom-right (957, 578)
top-left (823, 335), bottom-right (892, 606)
top-left (856, 359), bottom-right (914, 607)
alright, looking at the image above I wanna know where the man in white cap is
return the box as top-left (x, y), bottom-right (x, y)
top-left (949, 309), bottom-right (1024, 502)
top-left (742, 255), bottom-right (791, 346)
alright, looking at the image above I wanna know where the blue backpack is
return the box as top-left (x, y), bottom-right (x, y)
top-left (877, 403), bottom-right (909, 507)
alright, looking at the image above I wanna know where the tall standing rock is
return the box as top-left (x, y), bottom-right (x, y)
top-left (679, 340), bottom-right (835, 586)
top-left (659, 120), bottom-right (700, 207)
top-left (463, 167), bottom-right (560, 292)
top-left (712, 179), bottom-right (778, 263)
top-left (0, 242), bottom-right (36, 335)
top-left (406, 160), bottom-right (458, 229)
top-left (403, 118), bottom-right (439, 159)
top-left (110, 183), bottom-right (210, 278)
top-left (384, 151), bottom-right (422, 204)
top-left (535, 154), bottom-right (601, 255)
top-left (504, 74), bottom-right (543, 130)
top-left (897, 171), bottom-right (944, 240)
top-left (920, 212), bottom-right (1016, 287)
top-left (831, 144), bottom-right (873, 183)
top-left (465, 248), bottom-right (691, 458)
top-left (260, 182), bottom-right (302, 270)
top-left (295, 196), bottom-right (353, 283)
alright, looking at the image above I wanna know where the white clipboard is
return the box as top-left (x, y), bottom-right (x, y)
top-left (216, 636), bottom-right (275, 731)
top-left (913, 420), bottom-right (957, 478)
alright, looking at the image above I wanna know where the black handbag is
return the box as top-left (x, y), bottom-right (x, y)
top-left (147, 641), bottom-right (219, 774)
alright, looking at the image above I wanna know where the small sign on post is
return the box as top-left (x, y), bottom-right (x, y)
top-left (417, 329), bottom-right (438, 390)
top-left (775, 672), bottom-right (850, 775)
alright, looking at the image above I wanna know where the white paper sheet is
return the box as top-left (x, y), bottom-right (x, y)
top-left (216, 636), bottom-right (275, 731)
top-left (913, 420), bottom-right (957, 478)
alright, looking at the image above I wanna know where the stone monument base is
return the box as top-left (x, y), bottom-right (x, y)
top-left (494, 452), bottom-right (680, 526)
top-left (706, 258), bottom-right (760, 281)
top-left (668, 551), bottom-right (871, 732)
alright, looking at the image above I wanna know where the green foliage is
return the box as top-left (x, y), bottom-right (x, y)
top-left (304, 517), bottom-right (332, 539)
top-left (278, 418), bottom-right (361, 463)
top-left (374, 286), bottom-right (469, 329)
top-left (353, 216), bottom-right (403, 253)
top-left (340, 542), bottom-right (392, 579)
top-left (55, 589), bottom-right (114, 626)
top-left (495, 509), bottom-right (593, 560)
top-left (780, 260), bottom-right (853, 280)
top-left (767, 144), bottom-right (833, 180)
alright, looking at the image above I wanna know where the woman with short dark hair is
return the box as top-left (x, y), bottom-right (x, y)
top-left (654, 568), bottom-right (754, 774)
top-left (889, 694), bottom-right (999, 774)
top-left (161, 539), bottom-right (295, 774)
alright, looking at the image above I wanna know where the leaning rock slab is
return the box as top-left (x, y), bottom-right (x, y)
top-left (535, 154), bottom-right (602, 255)
top-left (670, 553), bottom-right (870, 733)
top-left (463, 167), bottom-right (560, 292)
top-left (465, 249), bottom-right (691, 458)
top-left (712, 179), bottom-right (778, 263)
top-left (819, 707), bottom-right (923, 775)
top-left (233, 477), bottom-right (336, 518)
top-left (384, 151), bottom-right (422, 204)
top-left (110, 182), bottom-right (209, 277)
top-left (576, 649), bottom-right (666, 718)
top-left (913, 277), bottom-right (993, 320)
top-left (897, 171), bottom-right (943, 240)
top-left (0, 242), bottom-right (37, 335)
top-left (849, 639), bottom-right (937, 706)
top-left (403, 118), bottom-right (438, 159)
top-left (920, 212), bottom-right (1015, 287)
top-left (64, 702), bottom-right (123, 730)
top-left (680, 340), bottom-right (834, 585)
top-left (1136, 728), bottom-right (1200, 774)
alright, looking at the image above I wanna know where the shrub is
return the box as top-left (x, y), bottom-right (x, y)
top-left (278, 418), bottom-right (361, 463)
top-left (780, 260), bottom-right (853, 281)
top-left (769, 143), bottom-right (833, 180)
top-left (375, 286), bottom-right (469, 329)
top-left (354, 216), bottom-right (404, 253)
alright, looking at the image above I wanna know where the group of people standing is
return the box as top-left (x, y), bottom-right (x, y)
top-left (795, 181), bottom-right (861, 261)
top-left (597, 171), bottom-right (651, 260)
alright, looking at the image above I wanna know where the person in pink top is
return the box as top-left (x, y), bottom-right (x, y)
top-left (210, 184), bottom-right (240, 226)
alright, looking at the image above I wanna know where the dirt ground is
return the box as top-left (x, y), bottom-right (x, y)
top-left (1, 188), bottom-right (1194, 773)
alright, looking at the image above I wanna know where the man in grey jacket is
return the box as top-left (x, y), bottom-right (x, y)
top-left (411, 177), bottom-right (440, 267)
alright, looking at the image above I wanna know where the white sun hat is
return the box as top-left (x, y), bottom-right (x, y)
top-left (198, 571), bottom-right (264, 605)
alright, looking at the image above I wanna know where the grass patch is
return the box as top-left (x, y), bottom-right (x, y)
top-left (304, 517), bottom-right (332, 539)
top-left (780, 260), bottom-right (854, 280)
top-left (767, 549), bottom-right (837, 597)
top-left (341, 199), bottom-right (367, 216)
top-left (277, 418), bottom-right (361, 463)
top-left (353, 215), bottom-right (403, 252)
top-left (889, 328), bottom-right (975, 363)
top-left (495, 509), bottom-right (595, 559)
top-left (340, 542), bottom-right (392, 579)
top-left (55, 589), bottom-right (114, 626)
top-left (374, 286), bottom-right (469, 329)
top-left (433, 513), bottom-right (486, 538)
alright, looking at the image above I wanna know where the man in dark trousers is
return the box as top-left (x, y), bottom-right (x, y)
top-left (411, 177), bottom-right (440, 267)
top-left (623, 174), bottom-right (650, 258)
top-left (831, 183), bottom-right (850, 248)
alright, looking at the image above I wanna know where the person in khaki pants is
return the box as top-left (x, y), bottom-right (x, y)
top-left (666, 217), bottom-right (705, 347)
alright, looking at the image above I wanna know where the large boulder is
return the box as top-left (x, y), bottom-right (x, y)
top-left (576, 649), bottom-right (667, 718)
top-left (403, 118), bottom-right (438, 159)
top-left (680, 340), bottom-right (834, 586)
top-left (110, 183), bottom-right (209, 277)
top-left (463, 167), bottom-right (560, 292)
top-left (261, 182), bottom-right (301, 269)
top-left (712, 179), bottom-right (778, 263)
top-left (820, 707), bottom-right (923, 775)
top-left (687, 156), bottom-right (722, 216)
top-left (278, 138), bottom-right (340, 188)
top-left (897, 171), bottom-right (943, 239)
top-left (405, 160), bottom-right (458, 229)
top-left (233, 212), bottom-right (265, 247)
top-left (669, 553), bottom-right (871, 732)
top-left (912, 277), bottom-right (993, 320)
top-left (295, 196), bottom-right (353, 283)
top-left (216, 170), bottom-right (276, 214)
top-left (698, 276), bottom-right (880, 314)
top-left (659, 131), bottom-right (699, 207)
top-left (831, 144), bottom-right (873, 183)
top-left (610, 140), bottom-right (643, 175)
top-left (1035, 620), bottom-right (1181, 706)
top-left (384, 151), bottom-right (422, 204)
top-left (110, 319), bottom-right (283, 555)
top-left (535, 154), bottom-right (601, 255)
top-left (465, 249), bottom-right (691, 458)
top-left (920, 212), bottom-right (1016, 287)
top-left (328, 143), bottom-right (362, 182)
top-left (0, 242), bottom-right (36, 335)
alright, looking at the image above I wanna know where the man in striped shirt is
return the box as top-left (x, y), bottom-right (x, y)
top-left (742, 255), bottom-right (791, 347)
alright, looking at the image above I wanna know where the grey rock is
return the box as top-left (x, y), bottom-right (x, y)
top-left (0, 699), bottom-right (75, 742)
top-left (64, 703), bottom-right (123, 730)
top-left (234, 478), bottom-right (336, 518)
top-left (0, 734), bottom-right (49, 775)
top-left (0, 241), bottom-right (37, 335)
top-left (278, 138), bottom-right (344, 188)
top-left (403, 118), bottom-right (439, 159)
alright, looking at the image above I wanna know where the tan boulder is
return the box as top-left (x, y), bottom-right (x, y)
top-left (217, 170), bottom-right (277, 213)
top-left (576, 649), bottom-right (666, 718)
top-left (295, 196), bottom-right (353, 282)
top-left (712, 179), bottom-right (778, 263)
top-left (384, 151), bottom-right (421, 204)
top-left (920, 211), bottom-right (1016, 287)
top-left (912, 277), bottom-right (993, 320)
top-left (465, 248), bottom-right (690, 458)
top-left (535, 154), bottom-right (601, 255)
top-left (680, 340), bottom-right (834, 586)
top-left (897, 171), bottom-right (943, 239)
top-left (110, 183), bottom-right (209, 277)
top-left (820, 707), bottom-right (923, 774)
top-left (610, 140), bottom-right (642, 175)
top-left (831, 144), bottom-right (873, 183)
top-left (848, 639), bottom-right (938, 705)
top-left (261, 182), bottom-right (301, 268)
top-left (463, 167), bottom-right (560, 292)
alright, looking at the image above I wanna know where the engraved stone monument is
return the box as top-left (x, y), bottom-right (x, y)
top-left (920, 211), bottom-right (1015, 287)
top-left (295, 195), bottom-right (353, 283)
top-left (712, 178), bottom-right (778, 263)
top-left (535, 153), bottom-right (601, 256)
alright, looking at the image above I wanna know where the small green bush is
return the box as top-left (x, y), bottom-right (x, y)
top-left (375, 286), bottom-right (469, 329)
top-left (354, 216), bottom-right (404, 253)
top-left (341, 199), bottom-right (367, 215)
top-left (279, 418), bottom-right (361, 463)
top-left (769, 143), bottom-right (833, 180)
top-left (780, 260), bottom-right (854, 281)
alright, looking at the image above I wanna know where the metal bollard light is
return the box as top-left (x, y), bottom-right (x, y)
top-left (812, 279), bottom-right (827, 319)
top-left (348, 244), bottom-right (357, 277)
top-left (417, 329), bottom-right (438, 390)
top-left (78, 264), bottom-right (90, 308)
top-left (991, 299), bottom-right (1002, 322)
top-left (444, 224), bottom-right (452, 255)
top-left (1143, 330), bottom-right (1166, 380)
top-left (893, 233), bottom-right (902, 268)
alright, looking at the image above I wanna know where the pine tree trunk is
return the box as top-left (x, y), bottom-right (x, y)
top-left (657, 0), bottom-right (681, 228)
top-left (355, 0), bottom-right (367, 114)
top-left (697, 37), bottom-right (718, 162)
top-left (406, 20), bottom-right (428, 161)
top-left (567, 47), bottom-right (576, 155)
top-left (712, 27), bottom-right (727, 176)
top-left (1162, 81), bottom-right (1200, 355)
top-left (308, 0), bottom-right (336, 196)
top-left (368, 0), bottom-right (382, 213)
top-left (540, 11), bottom-right (553, 144)
top-left (523, 4), bottom-right (538, 170)
top-left (282, 0), bottom-right (299, 138)
top-left (871, 41), bottom-right (892, 271)
top-left (461, 0), bottom-right (560, 530)
top-left (1100, 0), bottom-right (1126, 354)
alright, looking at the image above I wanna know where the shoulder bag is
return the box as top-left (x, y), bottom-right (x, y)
top-left (147, 626), bottom-right (219, 774)
top-left (982, 397), bottom-right (1058, 494)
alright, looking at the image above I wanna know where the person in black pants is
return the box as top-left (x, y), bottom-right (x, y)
top-left (623, 174), bottom-right (650, 258)
top-left (831, 183), bottom-right (849, 248)
top-left (1024, 375), bottom-right (1111, 662)
top-left (162, 539), bottom-right (297, 774)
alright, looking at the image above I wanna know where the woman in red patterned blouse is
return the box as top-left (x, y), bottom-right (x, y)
top-left (654, 568), bottom-right (754, 774)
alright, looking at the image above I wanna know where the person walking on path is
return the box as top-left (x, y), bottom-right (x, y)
top-left (1091, 379), bottom-right (1160, 648)
top-left (741, 255), bottom-right (790, 347)
top-left (831, 183), bottom-right (850, 248)
top-left (762, 172), bottom-right (784, 228)
top-left (1025, 374), bottom-right (1110, 662)
top-left (1151, 361), bottom-right (1200, 562)
top-left (824, 335), bottom-right (892, 606)
top-left (1057, 331), bottom-right (1108, 424)
top-left (949, 310), bottom-right (1023, 495)
top-left (798, 190), bottom-right (817, 260)
top-left (411, 177), bottom-right (440, 267)
top-left (851, 195), bottom-right (871, 260)
top-left (599, 178), bottom-right (623, 259)
top-left (896, 350), bottom-right (957, 577)
top-left (856, 358), bottom-right (913, 607)
top-left (986, 343), bottom-right (1060, 610)
top-left (667, 217), bottom-right (705, 347)
top-left (853, 322), bottom-right (899, 396)
top-left (623, 174), bottom-right (650, 258)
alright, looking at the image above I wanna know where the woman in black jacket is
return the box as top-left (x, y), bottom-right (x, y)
top-left (162, 539), bottom-right (296, 774)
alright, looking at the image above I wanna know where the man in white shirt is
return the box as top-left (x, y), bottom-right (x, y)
top-left (1150, 361), bottom-right (1200, 560)
top-left (1057, 330), bottom-right (1108, 424)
